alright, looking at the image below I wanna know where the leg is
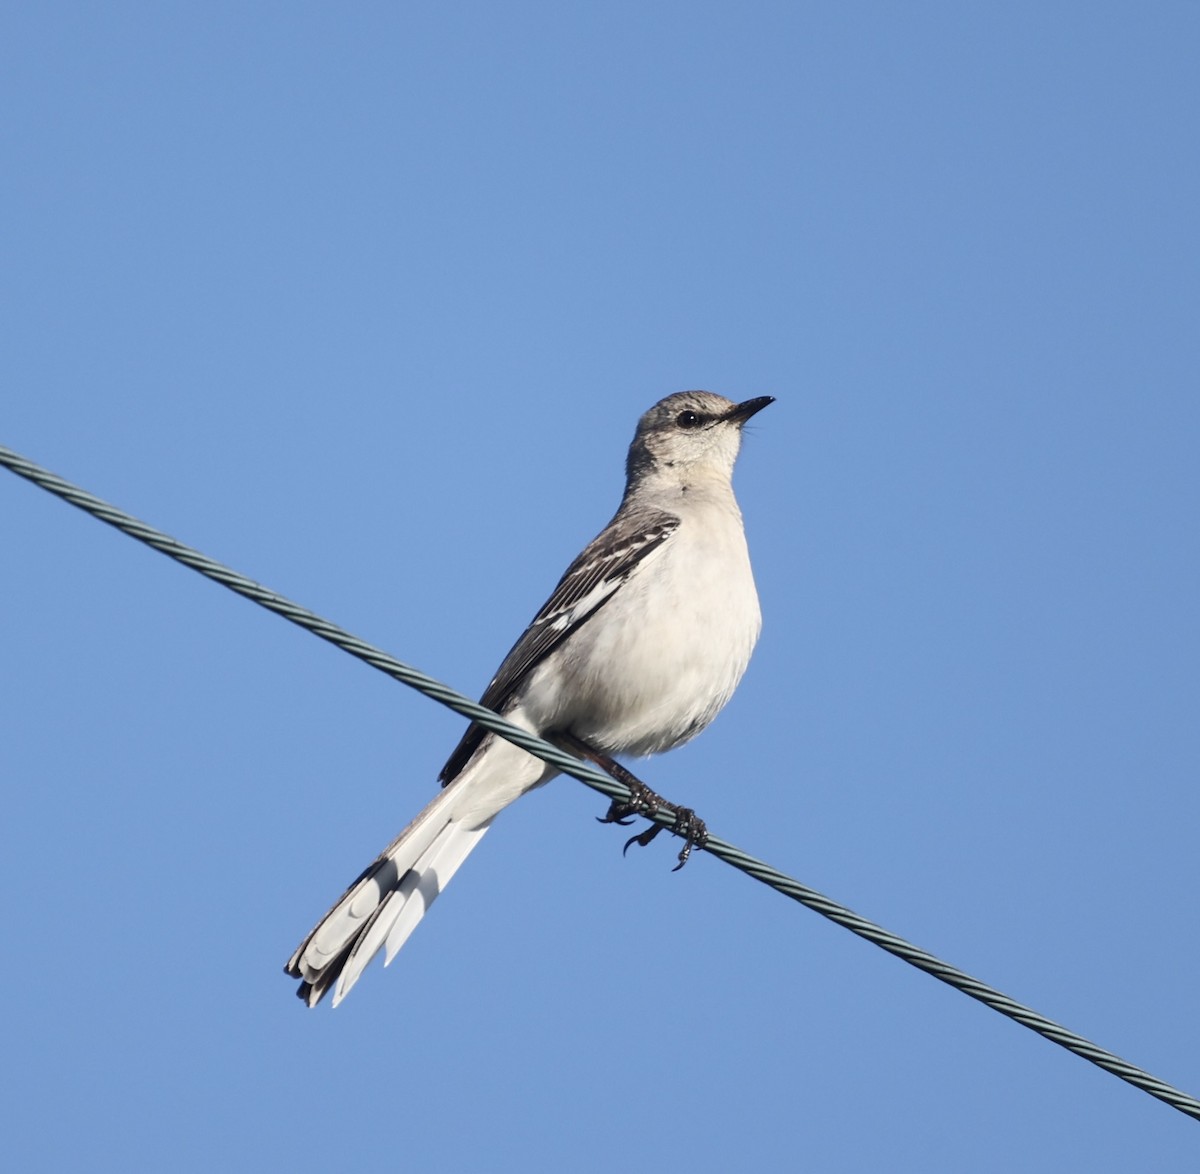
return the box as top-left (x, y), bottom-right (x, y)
top-left (557, 732), bottom-right (709, 870)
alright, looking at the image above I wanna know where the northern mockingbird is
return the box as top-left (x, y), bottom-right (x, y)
top-left (286, 390), bottom-right (773, 1006)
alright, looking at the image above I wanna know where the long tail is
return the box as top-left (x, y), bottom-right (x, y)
top-left (285, 786), bottom-right (492, 1007)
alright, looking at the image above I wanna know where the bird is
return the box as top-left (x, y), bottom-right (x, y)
top-left (285, 390), bottom-right (774, 1006)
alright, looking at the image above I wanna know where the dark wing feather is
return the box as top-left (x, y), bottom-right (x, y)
top-left (438, 507), bottom-right (680, 784)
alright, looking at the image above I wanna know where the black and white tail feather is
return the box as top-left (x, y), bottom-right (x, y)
top-left (285, 783), bottom-right (492, 1007)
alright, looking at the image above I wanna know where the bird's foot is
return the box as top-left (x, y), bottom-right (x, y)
top-left (561, 731), bottom-right (708, 869)
top-left (596, 777), bottom-right (660, 827)
top-left (621, 803), bottom-right (709, 870)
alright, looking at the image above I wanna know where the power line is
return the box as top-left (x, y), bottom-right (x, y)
top-left (2, 441), bottom-right (1197, 1123)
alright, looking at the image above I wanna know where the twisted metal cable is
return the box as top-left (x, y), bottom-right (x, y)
top-left (2, 441), bottom-right (1197, 1123)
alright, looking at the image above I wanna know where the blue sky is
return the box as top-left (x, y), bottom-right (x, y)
top-left (3, 4), bottom-right (1198, 1170)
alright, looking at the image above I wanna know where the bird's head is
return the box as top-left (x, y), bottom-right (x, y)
top-left (625, 391), bottom-right (774, 488)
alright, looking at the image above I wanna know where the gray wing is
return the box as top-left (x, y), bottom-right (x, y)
top-left (438, 507), bottom-right (680, 785)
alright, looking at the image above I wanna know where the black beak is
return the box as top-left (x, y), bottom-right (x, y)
top-left (725, 395), bottom-right (775, 425)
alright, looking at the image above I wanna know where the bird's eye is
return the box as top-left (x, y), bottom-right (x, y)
top-left (676, 410), bottom-right (702, 429)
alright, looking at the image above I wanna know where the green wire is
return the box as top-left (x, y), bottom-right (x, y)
top-left (3, 441), bottom-right (1197, 1124)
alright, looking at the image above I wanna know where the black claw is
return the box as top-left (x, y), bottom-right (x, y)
top-left (671, 839), bottom-right (695, 871)
top-left (622, 825), bottom-right (663, 856)
top-left (667, 808), bottom-right (709, 871)
top-left (595, 811), bottom-right (636, 826)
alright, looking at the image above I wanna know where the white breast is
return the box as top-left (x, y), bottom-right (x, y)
top-left (528, 496), bottom-right (762, 757)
